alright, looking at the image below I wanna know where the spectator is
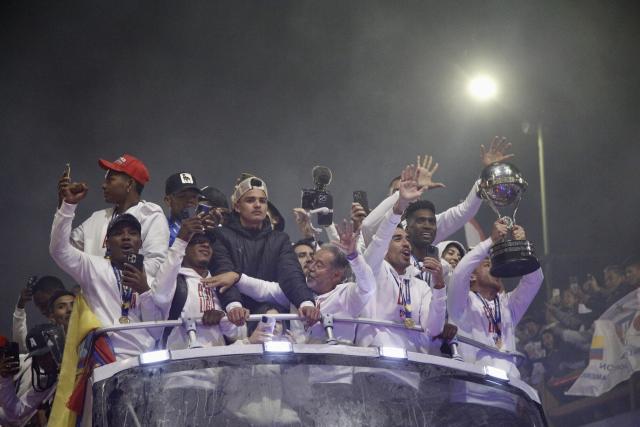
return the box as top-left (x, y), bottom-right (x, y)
top-left (0, 324), bottom-right (65, 426)
top-left (164, 172), bottom-right (202, 246)
top-left (436, 240), bottom-right (466, 269)
top-left (47, 289), bottom-right (75, 332)
top-left (61, 154), bottom-right (169, 277)
top-left (624, 256), bottom-right (640, 289)
top-left (149, 217), bottom-right (239, 349)
top-left (206, 175), bottom-right (317, 326)
top-left (13, 276), bottom-right (65, 352)
top-left (292, 239), bottom-right (315, 277)
top-left (448, 219), bottom-right (544, 378)
top-left (357, 165), bottom-right (446, 352)
top-left (50, 182), bottom-right (162, 358)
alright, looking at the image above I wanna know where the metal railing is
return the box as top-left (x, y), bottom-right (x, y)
top-left (95, 313), bottom-right (525, 362)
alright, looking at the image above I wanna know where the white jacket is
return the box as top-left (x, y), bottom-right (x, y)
top-left (448, 237), bottom-right (544, 378)
top-left (235, 253), bottom-right (376, 344)
top-left (50, 202), bottom-right (160, 359)
top-left (360, 181), bottom-right (482, 248)
top-left (148, 238), bottom-right (238, 349)
top-left (357, 209), bottom-right (446, 352)
top-left (69, 201), bottom-right (169, 277)
top-left (12, 307), bottom-right (28, 353)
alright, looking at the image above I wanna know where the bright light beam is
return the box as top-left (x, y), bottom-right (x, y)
top-left (467, 75), bottom-right (498, 102)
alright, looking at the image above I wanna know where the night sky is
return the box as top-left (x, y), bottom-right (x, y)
top-left (1, 0), bottom-right (639, 332)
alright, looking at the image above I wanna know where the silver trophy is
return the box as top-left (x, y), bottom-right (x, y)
top-left (478, 162), bottom-right (540, 277)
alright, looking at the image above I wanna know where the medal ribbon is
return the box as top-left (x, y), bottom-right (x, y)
top-left (113, 266), bottom-right (133, 320)
top-left (474, 292), bottom-right (502, 345)
top-left (391, 273), bottom-right (412, 321)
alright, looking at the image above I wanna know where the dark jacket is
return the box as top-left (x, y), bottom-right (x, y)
top-left (209, 213), bottom-right (314, 312)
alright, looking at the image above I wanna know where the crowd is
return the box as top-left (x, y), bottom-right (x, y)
top-left (0, 138), bottom-right (637, 426)
top-left (516, 259), bottom-right (640, 402)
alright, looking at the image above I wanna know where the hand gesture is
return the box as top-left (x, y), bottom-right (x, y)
top-left (0, 355), bottom-right (20, 379)
top-left (292, 208), bottom-right (316, 238)
top-left (59, 180), bottom-right (89, 205)
top-left (201, 272), bottom-right (240, 294)
top-left (177, 216), bottom-right (204, 242)
top-left (416, 155), bottom-right (446, 191)
top-left (331, 219), bottom-right (358, 256)
top-left (481, 136), bottom-right (515, 166)
top-left (122, 263), bottom-right (150, 294)
top-left (200, 211), bottom-right (219, 232)
top-left (394, 164), bottom-right (425, 214)
top-left (350, 203), bottom-right (367, 233)
top-left (248, 327), bottom-right (272, 344)
top-left (202, 309), bottom-right (225, 326)
top-left (226, 306), bottom-right (249, 326)
top-left (490, 219), bottom-right (509, 243)
top-left (422, 257), bottom-right (445, 289)
top-left (512, 225), bottom-right (526, 241)
top-left (299, 305), bottom-right (322, 329)
top-left (17, 287), bottom-right (33, 310)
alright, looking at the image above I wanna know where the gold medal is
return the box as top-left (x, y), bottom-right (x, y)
top-left (404, 318), bottom-right (415, 328)
top-left (404, 304), bottom-right (412, 312)
top-left (119, 316), bottom-right (130, 324)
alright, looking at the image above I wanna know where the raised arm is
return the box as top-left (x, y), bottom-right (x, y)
top-left (235, 274), bottom-right (290, 307)
top-left (139, 207), bottom-right (170, 277)
top-left (504, 225), bottom-right (544, 325)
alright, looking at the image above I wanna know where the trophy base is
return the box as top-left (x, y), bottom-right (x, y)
top-left (489, 239), bottom-right (540, 278)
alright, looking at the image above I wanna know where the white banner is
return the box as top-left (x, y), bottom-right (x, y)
top-left (566, 289), bottom-right (640, 397)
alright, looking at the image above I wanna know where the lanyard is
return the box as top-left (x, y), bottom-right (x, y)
top-left (392, 273), bottom-right (415, 327)
top-left (113, 266), bottom-right (133, 323)
top-left (474, 292), bottom-right (502, 339)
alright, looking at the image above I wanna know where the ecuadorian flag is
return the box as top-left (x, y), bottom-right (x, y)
top-left (49, 294), bottom-right (115, 427)
top-left (589, 334), bottom-right (604, 361)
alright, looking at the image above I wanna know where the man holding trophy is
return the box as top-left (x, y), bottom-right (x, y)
top-left (447, 154), bottom-right (544, 379)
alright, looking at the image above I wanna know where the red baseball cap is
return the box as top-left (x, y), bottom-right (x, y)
top-left (98, 154), bottom-right (150, 185)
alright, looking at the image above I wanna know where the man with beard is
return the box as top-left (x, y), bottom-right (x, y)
top-left (60, 154), bottom-right (169, 276)
top-left (50, 181), bottom-right (161, 358)
top-left (447, 219), bottom-right (544, 378)
top-left (293, 239), bottom-right (315, 278)
top-left (213, 221), bottom-right (375, 344)
top-left (205, 175), bottom-right (319, 327)
top-left (357, 165), bottom-right (446, 353)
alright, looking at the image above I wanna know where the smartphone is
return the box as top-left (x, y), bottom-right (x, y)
top-left (425, 245), bottom-right (439, 259)
top-left (196, 203), bottom-right (211, 216)
top-left (26, 275), bottom-right (38, 292)
top-left (1, 342), bottom-right (20, 363)
top-left (126, 253), bottom-right (145, 271)
top-left (352, 190), bottom-right (370, 214)
top-left (63, 163), bottom-right (71, 179)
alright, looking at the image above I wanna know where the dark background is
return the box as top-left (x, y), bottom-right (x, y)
top-left (1, 0), bottom-right (639, 333)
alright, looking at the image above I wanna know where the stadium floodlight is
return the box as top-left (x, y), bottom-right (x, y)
top-left (467, 75), bottom-right (498, 102)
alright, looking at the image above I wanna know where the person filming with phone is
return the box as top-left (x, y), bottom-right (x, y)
top-left (50, 179), bottom-right (163, 359)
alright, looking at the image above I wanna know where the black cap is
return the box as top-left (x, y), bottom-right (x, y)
top-left (106, 213), bottom-right (141, 237)
top-left (165, 172), bottom-right (201, 196)
top-left (267, 201), bottom-right (285, 232)
top-left (200, 186), bottom-right (229, 209)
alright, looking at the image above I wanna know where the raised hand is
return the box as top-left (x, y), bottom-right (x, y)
top-left (422, 257), bottom-right (445, 289)
top-left (292, 208), bottom-right (317, 238)
top-left (490, 219), bottom-right (510, 243)
top-left (60, 180), bottom-right (89, 205)
top-left (393, 164), bottom-right (425, 214)
top-left (331, 219), bottom-right (358, 256)
top-left (416, 155), bottom-right (446, 191)
top-left (481, 136), bottom-right (515, 166)
top-left (350, 203), bottom-right (367, 233)
top-left (177, 216), bottom-right (205, 242)
top-left (201, 272), bottom-right (240, 294)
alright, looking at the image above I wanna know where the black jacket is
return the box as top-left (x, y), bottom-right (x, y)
top-left (209, 213), bottom-right (314, 312)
